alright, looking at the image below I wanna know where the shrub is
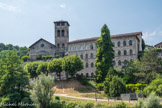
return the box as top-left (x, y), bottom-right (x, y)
top-left (133, 99), bottom-right (144, 108)
top-left (49, 100), bottom-right (65, 108)
top-left (85, 102), bottom-right (94, 108)
top-left (144, 93), bottom-right (161, 108)
top-left (144, 78), bottom-right (162, 96)
top-left (42, 55), bottom-right (53, 60)
top-left (126, 83), bottom-right (146, 93)
top-left (76, 74), bottom-right (88, 85)
top-left (55, 96), bottom-right (60, 100)
top-left (66, 102), bottom-right (78, 108)
top-left (96, 83), bottom-right (104, 90)
top-left (133, 93), bottom-right (161, 108)
top-left (115, 102), bottom-right (127, 108)
top-left (36, 55), bottom-right (42, 60)
top-left (21, 56), bottom-right (29, 62)
top-left (95, 104), bottom-right (106, 108)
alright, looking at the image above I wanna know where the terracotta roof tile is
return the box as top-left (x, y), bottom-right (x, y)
top-left (68, 32), bottom-right (142, 44)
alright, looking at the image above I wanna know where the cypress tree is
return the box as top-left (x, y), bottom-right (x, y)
top-left (95, 24), bottom-right (114, 83)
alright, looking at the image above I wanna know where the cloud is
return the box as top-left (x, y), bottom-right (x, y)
top-left (0, 2), bottom-right (20, 12)
top-left (143, 31), bottom-right (156, 39)
top-left (59, 3), bottom-right (66, 8)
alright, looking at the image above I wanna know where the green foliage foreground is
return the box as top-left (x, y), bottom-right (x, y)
top-left (0, 51), bottom-right (32, 107)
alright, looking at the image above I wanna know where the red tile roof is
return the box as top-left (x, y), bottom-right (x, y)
top-left (68, 32), bottom-right (142, 44)
top-left (155, 42), bottom-right (162, 47)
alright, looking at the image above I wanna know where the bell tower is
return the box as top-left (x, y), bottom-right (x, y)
top-left (54, 20), bottom-right (70, 57)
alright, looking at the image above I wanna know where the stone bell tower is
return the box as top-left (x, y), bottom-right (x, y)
top-left (54, 20), bottom-right (70, 57)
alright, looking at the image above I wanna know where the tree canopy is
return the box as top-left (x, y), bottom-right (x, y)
top-left (62, 55), bottom-right (83, 78)
top-left (0, 50), bottom-right (31, 106)
top-left (95, 24), bottom-right (114, 83)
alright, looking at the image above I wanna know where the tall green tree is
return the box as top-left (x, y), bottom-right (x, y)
top-left (95, 24), bottom-right (114, 83)
top-left (31, 74), bottom-right (55, 108)
top-left (48, 58), bottom-right (63, 79)
top-left (0, 51), bottom-right (32, 106)
top-left (62, 55), bottom-right (83, 78)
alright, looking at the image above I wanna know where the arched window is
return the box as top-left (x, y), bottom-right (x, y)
top-left (57, 30), bottom-right (60, 37)
top-left (85, 54), bottom-right (88, 59)
top-left (118, 60), bottom-right (121, 65)
top-left (90, 53), bottom-right (93, 59)
top-left (70, 47), bottom-right (73, 51)
top-left (76, 47), bottom-right (79, 51)
top-left (118, 50), bottom-right (121, 56)
top-left (86, 73), bottom-right (89, 77)
top-left (123, 41), bottom-right (126, 46)
top-left (91, 62), bottom-right (94, 68)
top-left (90, 44), bottom-right (93, 50)
top-left (62, 30), bottom-right (64, 37)
top-left (129, 40), bottom-right (132, 46)
top-left (80, 46), bottom-right (83, 50)
top-left (91, 73), bottom-right (94, 77)
top-left (85, 45), bottom-right (88, 50)
top-left (86, 63), bottom-right (89, 68)
top-left (80, 54), bottom-right (83, 59)
top-left (57, 43), bottom-right (60, 47)
top-left (118, 41), bottom-right (120, 47)
top-left (130, 49), bottom-right (133, 55)
top-left (124, 50), bottom-right (127, 55)
top-left (62, 43), bottom-right (65, 48)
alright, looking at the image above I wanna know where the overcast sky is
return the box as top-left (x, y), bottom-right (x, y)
top-left (0, 0), bottom-right (162, 47)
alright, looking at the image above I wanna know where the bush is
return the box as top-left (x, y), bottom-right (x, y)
top-left (55, 96), bottom-right (60, 100)
top-left (85, 102), bottom-right (94, 108)
top-left (133, 93), bottom-right (161, 108)
top-left (115, 102), bottom-right (127, 108)
top-left (66, 102), bottom-right (78, 108)
top-left (96, 83), bottom-right (104, 90)
top-left (144, 78), bottom-right (162, 96)
top-left (21, 56), bottom-right (29, 62)
top-left (49, 100), bottom-right (66, 108)
top-left (76, 75), bottom-right (88, 85)
top-left (144, 93), bottom-right (161, 108)
top-left (133, 99), bottom-right (144, 108)
top-left (42, 55), bottom-right (53, 60)
top-left (36, 55), bottom-right (42, 60)
top-left (126, 83), bottom-right (146, 93)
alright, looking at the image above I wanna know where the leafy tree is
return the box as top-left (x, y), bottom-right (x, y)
top-left (0, 51), bottom-right (32, 106)
top-left (95, 24), bottom-right (114, 83)
top-left (21, 56), bottom-right (29, 62)
top-left (121, 60), bottom-right (139, 84)
top-left (36, 62), bottom-right (49, 76)
top-left (48, 58), bottom-right (63, 79)
top-left (104, 75), bottom-right (126, 97)
top-left (62, 55), bottom-right (83, 78)
top-left (103, 68), bottom-right (116, 97)
top-left (31, 74), bottom-right (55, 108)
top-left (144, 78), bottom-right (162, 96)
top-left (24, 61), bottom-right (42, 78)
top-left (109, 76), bottom-right (126, 97)
top-left (135, 48), bottom-right (162, 84)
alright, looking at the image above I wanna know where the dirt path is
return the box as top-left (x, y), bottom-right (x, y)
top-left (54, 94), bottom-right (135, 103)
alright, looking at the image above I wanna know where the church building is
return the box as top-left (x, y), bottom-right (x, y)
top-left (29, 20), bottom-right (143, 77)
